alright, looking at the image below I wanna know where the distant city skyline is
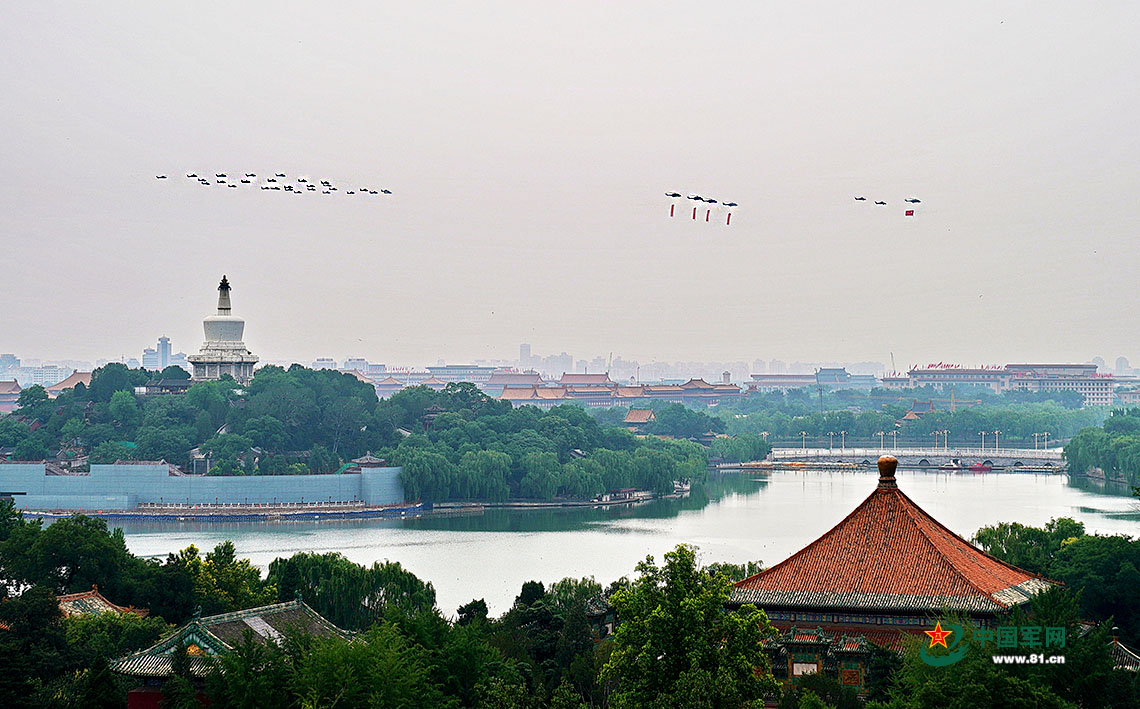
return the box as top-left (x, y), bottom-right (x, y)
top-left (6, 339), bottom-right (1137, 383)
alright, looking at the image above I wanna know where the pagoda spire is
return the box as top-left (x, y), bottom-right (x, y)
top-left (217, 275), bottom-right (232, 315)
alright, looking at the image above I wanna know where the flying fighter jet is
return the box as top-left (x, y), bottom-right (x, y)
top-left (874, 201), bottom-right (887, 205)
top-left (904, 198), bottom-right (921, 203)
top-left (854, 196), bottom-right (867, 201)
top-left (665, 192), bottom-right (682, 198)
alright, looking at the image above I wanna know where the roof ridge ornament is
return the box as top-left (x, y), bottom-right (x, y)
top-left (877, 455), bottom-right (898, 489)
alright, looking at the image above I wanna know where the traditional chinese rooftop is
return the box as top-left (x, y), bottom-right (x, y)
top-left (58, 586), bottom-right (148, 618)
top-left (558, 373), bottom-right (615, 387)
top-left (731, 456), bottom-right (1054, 614)
top-left (1110, 638), bottom-right (1140, 672)
top-left (46, 371), bottom-right (92, 394)
top-left (485, 371), bottom-right (546, 387)
top-left (112, 599), bottom-right (351, 678)
top-left (623, 409), bottom-right (655, 424)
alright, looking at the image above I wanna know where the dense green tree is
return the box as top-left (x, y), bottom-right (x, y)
top-left (287, 624), bottom-right (444, 708)
top-left (646, 403), bottom-right (726, 439)
top-left (108, 390), bottom-right (140, 429)
top-left (204, 631), bottom-right (290, 709)
top-left (0, 584), bottom-right (73, 706)
top-left (88, 441), bottom-right (138, 465)
top-left (601, 544), bottom-right (778, 707)
top-left (703, 559), bottom-right (764, 583)
top-left (0, 515), bottom-right (151, 602)
top-left (16, 384), bottom-right (50, 412)
top-left (267, 552), bottom-right (435, 630)
top-left (13, 434), bottom-right (52, 461)
top-left (159, 365), bottom-right (191, 380)
top-left (64, 612), bottom-right (169, 667)
top-left (973, 518), bottom-right (1085, 576)
top-left (88, 364), bottom-right (148, 404)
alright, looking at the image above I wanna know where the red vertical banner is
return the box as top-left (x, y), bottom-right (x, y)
top-left (670, 204), bottom-right (675, 217)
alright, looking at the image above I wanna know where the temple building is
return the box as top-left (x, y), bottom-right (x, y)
top-left (729, 456), bottom-right (1055, 690)
top-left (113, 599), bottom-right (350, 708)
top-left (187, 276), bottom-right (259, 384)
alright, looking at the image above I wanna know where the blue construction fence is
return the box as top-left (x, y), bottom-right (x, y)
top-left (0, 463), bottom-right (404, 510)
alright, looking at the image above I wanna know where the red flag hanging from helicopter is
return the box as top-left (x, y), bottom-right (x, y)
top-left (665, 191), bottom-right (737, 225)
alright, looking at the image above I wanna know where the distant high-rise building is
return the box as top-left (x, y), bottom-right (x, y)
top-left (753, 359), bottom-right (767, 374)
top-left (312, 358), bottom-right (337, 370)
top-left (519, 343), bottom-right (532, 367)
top-left (1091, 356), bottom-right (1107, 372)
top-left (170, 352), bottom-right (190, 373)
top-left (1116, 356), bottom-right (1130, 375)
top-left (157, 336), bottom-right (172, 369)
top-left (126, 358), bottom-right (141, 369)
top-left (343, 357), bottom-right (368, 372)
top-left (15, 364), bottom-right (75, 388)
top-left (142, 348), bottom-right (160, 370)
top-left (0, 354), bottom-right (19, 374)
top-left (365, 363), bottom-right (387, 378)
top-left (769, 359), bottom-right (787, 374)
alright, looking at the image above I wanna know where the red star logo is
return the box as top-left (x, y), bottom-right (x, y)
top-left (925, 621), bottom-right (953, 649)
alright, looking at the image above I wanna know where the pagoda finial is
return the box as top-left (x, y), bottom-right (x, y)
top-left (877, 456), bottom-right (898, 489)
top-left (216, 276), bottom-right (232, 315)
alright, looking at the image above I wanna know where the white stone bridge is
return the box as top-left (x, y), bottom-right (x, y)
top-left (768, 447), bottom-right (1065, 470)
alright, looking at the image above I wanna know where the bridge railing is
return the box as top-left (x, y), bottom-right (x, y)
top-left (769, 447), bottom-right (1064, 461)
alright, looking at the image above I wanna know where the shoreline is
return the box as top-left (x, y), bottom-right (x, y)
top-left (21, 489), bottom-right (687, 521)
top-left (24, 502), bottom-right (428, 522)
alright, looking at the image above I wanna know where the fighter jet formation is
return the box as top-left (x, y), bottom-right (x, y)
top-left (160, 172), bottom-right (393, 199)
top-left (665, 191), bottom-right (737, 225)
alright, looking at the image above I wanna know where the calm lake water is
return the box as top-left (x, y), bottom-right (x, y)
top-left (116, 470), bottom-right (1140, 616)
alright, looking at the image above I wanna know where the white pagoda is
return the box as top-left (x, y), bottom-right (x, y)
top-left (187, 276), bottom-right (259, 384)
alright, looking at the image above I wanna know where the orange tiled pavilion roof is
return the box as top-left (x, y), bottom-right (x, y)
top-left (731, 456), bottom-right (1054, 614)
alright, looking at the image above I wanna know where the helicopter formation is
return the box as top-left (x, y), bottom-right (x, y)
top-left (854, 195), bottom-right (921, 215)
top-left (157, 172), bottom-right (393, 197)
top-left (664, 192), bottom-right (738, 225)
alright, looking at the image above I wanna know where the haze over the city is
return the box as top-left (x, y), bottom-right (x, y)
top-left (4, 3), bottom-right (1139, 367)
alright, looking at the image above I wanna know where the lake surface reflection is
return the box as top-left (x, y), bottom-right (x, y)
top-left (117, 470), bottom-right (1139, 615)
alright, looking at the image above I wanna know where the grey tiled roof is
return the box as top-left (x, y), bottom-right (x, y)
top-left (112, 600), bottom-right (351, 678)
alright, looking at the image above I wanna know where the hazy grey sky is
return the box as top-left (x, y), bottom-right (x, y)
top-left (3, 2), bottom-right (1139, 369)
